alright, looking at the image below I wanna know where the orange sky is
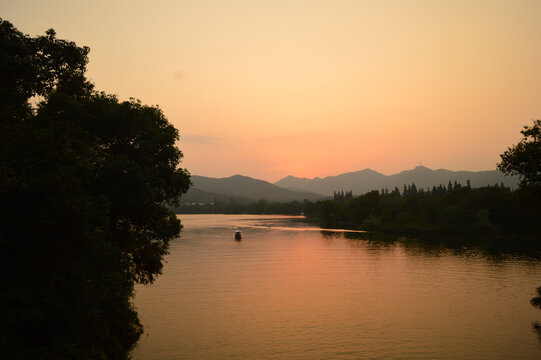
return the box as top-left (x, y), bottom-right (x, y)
top-left (4, 0), bottom-right (541, 182)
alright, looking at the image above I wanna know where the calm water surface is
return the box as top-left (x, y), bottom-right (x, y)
top-left (133, 214), bottom-right (541, 359)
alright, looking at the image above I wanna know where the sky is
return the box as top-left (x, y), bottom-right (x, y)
top-left (3, 0), bottom-right (541, 182)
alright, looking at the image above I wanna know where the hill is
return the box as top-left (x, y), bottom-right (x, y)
top-left (274, 166), bottom-right (519, 196)
top-left (181, 175), bottom-right (324, 203)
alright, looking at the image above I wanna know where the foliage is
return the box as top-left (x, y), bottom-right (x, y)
top-left (500, 121), bottom-right (541, 312)
top-left (498, 120), bottom-right (541, 188)
top-left (176, 178), bottom-right (539, 236)
top-left (302, 182), bottom-right (540, 235)
top-left (0, 20), bottom-right (190, 358)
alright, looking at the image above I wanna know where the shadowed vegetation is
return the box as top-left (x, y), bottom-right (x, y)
top-left (177, 181), bottom-right (540, 237)
top-left (0, 20), bottom-right (190, 358)
top-left (304, 182), bottom-right (540, 235)
top-left (498, 119), bottom-right (541, 332)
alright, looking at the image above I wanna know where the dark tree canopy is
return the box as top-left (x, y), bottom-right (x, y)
top-left (0, 19), bottom-right (190, 358)
top-left (498, 120), bottom-right (541, 188)
top-left (0, 21), bottom-right (92, 118)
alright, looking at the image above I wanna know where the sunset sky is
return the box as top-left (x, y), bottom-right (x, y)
top-left (3, 0), bottom-right (541, 182)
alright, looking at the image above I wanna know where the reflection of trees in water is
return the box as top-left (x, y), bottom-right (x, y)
top-left (531, 287), bottom-right (541, 344)
top-left (320, 225), bottom-right (541, 347)
top-left (320, 230), bottom-right (346, 238)
top-left (335, 230), bottom-right (541, 262)
top-left (532, 322), bottom-right (541, 344)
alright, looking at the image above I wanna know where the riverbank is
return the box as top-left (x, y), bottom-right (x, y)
top-left (175, 183), bottom-right (541, 237)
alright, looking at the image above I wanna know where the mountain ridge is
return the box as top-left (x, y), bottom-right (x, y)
top-left (182, 167), bottom-right (520, 204)
top-left (181, 174), bottom-right (324, 204)
top-left (273, 166), bottom-right (519, 196)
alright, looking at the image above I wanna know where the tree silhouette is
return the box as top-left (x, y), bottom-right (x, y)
top-left (498, 120), bottom-right (541, 188)
top-left (499, 121), bottom-right (541, 322)
top-left (0, 20), bottom-right (190, 358)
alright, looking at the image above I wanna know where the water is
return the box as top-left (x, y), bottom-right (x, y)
top-left (132, 214), bottom-right (541, 359)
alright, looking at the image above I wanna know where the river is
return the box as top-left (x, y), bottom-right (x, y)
top-left (132, 214), bottom-right (541, 359)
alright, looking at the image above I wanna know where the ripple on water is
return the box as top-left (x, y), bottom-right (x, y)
top-left (133, 215), bottom-right (541, 360)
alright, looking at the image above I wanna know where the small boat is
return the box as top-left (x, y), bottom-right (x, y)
top-left (234, 229), bottom-right (242, 240)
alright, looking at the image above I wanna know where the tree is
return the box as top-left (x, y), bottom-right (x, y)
top-left (499, 121), bottom-right (541, 317)
top-left (0, 20), bottom-right (190, 358)
top-left (498, 120), bottom-right (541, 188)
top-left (0, 21), bottom-right (93, 119)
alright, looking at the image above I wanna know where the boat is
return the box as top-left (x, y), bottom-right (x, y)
top-left (234, 229), bottom-right (242, 240)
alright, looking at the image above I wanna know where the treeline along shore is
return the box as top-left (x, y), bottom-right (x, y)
top-left (178, 116), bottom-right (541, 237)
top-left (175, 181), bottom-right (540, 236)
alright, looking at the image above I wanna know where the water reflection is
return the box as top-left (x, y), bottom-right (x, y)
top-left (133, 215), bottom-right (541, 360)
top-left (332, 230), bottom-right (541, 262)
top-left (322, 224), bottom-right (541, 351)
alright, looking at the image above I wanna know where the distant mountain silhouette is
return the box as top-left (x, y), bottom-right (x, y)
top-left (274, 166), bottom-right (520, 195)
top-left (182, 175), bottom-right (324, 203)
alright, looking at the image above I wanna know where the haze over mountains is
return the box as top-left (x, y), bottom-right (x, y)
top-left (181, 166), bottom-right (519, 204)
top-left (275, 166), bottom-right (519, 196)
top-left (181, 175), bottom-right (323, 204)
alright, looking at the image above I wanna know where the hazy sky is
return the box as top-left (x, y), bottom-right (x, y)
top-left (3, 0), bottom-right (541, 181)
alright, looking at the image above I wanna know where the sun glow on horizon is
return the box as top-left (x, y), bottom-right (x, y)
top-left (4, 0), bottom-right (541, 182)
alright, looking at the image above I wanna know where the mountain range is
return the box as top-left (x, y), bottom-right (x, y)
top-left (181, 166), bottom-right (519, 204)
top-left (181, 175), bottom-right (323, 204)
top-left (274, 166), bottom-right (519, 196)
